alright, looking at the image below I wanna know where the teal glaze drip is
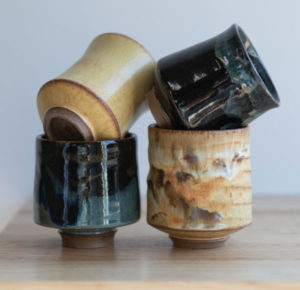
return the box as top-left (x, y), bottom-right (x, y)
top-left (75, 144), bottom-right (122, 227)
top-left (102, 142), bottom-right (109, 225)
top-left (153, 24), bottom-right (279, 130)
top-left (34, 203), bottom-right (55, 227)
top-left (215, 29), bottom-right (254, 87)
top-left (34, 134), bottom-right (140, 232)
top-left (215, 36), bottom-right (254, 120)
top-left (215, 27), bottom-right (277, 127)
top-left (62, 144), bottom-right (70, 226)
top-left (35, 178), bottom-right (140, 230)
top-left (76, 145), bottom-right (90, 226)
top-left (119, 178), bottom-right (140, 222)
top-left (62, 178), bottom-right (139, 229)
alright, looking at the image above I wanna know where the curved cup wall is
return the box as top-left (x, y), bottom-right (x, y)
top-left (34, 133), bottom-right (140, 232)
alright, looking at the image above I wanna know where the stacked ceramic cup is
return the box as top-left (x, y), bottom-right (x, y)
top-left (34, 33), bottom-right (155, 248)
top-left (34, 24), bottom-right (280, 250)
top-left (146, 24), bottom-right (280, 248)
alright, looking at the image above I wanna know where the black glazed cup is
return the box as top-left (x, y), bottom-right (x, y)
top-left (148, 24), bottom-right (280, 130)
top-left (34, 133), bottom-right (140, 248)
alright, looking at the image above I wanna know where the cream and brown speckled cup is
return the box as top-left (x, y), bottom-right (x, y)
top-left (147, 125), bottom-right (252, 248)
top-left (37, 33), bottom-right (155, 141)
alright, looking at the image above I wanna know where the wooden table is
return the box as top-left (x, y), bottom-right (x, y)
top-left (1, 196), bottom-right (300, 289)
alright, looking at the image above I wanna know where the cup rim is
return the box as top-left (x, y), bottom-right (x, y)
top-left (232, 24), bottom-right (280, 107)
top-left (148, 123), bottom-right (249, 134)
top-left (36, 132), bottom-right (136, 144)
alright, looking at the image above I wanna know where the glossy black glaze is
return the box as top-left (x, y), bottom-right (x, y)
top-left (34, 133), bottom-right (140, 232)
top-left (153, 24), bottom-right (280, 130)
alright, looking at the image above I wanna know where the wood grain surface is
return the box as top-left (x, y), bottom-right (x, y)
top-left (0, 196), bottom-right (300, 286)
top-left (1, 281), bottom-right (300, 290)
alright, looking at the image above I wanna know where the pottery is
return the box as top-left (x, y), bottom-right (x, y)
top-left (147, 125), bottom-right (252, 248)
top-left (34, 133), bottom-right (140, 248)
top-left (37, 33), bottom-right (155, 141)
top-left (148, 24), bottom-right (280, 130)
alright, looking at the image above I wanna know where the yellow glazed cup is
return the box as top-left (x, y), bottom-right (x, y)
top-left (147, 125), bottom-right (252, 248)
top-left (37, 33), bottom-right (155, 140)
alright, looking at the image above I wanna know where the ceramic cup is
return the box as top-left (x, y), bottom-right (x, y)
top-left (34, 133), bottom-right (140, 248)
top-left (37, 33), bottom-right (155, 141)
top-left (148, 24), bottom-right (280, 130)
top-left (147, 125), bottom-right (252, 248)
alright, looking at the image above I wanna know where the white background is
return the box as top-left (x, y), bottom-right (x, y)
top-left (0, 0), bottom-right (299, 226)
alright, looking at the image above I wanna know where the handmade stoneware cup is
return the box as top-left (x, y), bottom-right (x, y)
top-left (34, 133), bottom-right (140, 248)
top-left (148, 24), bottom-right (280, 130)
top-left (37, 33), bottom-right (154, 141)
top-left (147, 125), bottom-right (252, 248)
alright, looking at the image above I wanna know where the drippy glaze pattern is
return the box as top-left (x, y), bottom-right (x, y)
top-left (34, 133), bottom-right (140, 234)
top-left (147, 125), bottom-right (252, 245)
top-left (151, 24), bottom-right (280, 130)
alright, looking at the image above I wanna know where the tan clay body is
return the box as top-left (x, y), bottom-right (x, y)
top-left (37, 33), bottom-right (155, 140)
top-left (147, 125), bottom-right (252, 248)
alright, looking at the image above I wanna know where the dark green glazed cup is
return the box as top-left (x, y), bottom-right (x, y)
top-left (34, 133), bottom-right (140, 248)
top-left (149, 24), bottom-right (280, 130)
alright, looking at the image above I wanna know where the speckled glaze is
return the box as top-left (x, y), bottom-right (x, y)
top-left (147, 125), bottom-right (252, 248)
top-left (149, 24), bottom-right (280, 130)
top-left (34, 133), bottom-right (140, 247)
top-left (37, 33), bottom-right (154, 140)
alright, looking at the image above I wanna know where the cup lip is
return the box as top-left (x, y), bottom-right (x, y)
top-left (148, 123), bottom-right (249, 134)
top-left (36, 132), bottom-right (136, 144)
top-left (232, 24), bottom-right (280, 107)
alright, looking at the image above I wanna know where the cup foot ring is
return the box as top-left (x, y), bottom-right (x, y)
top-left (170, 235), bottom-right (229, 249)
top-left (59, 230), bottom-right (116, 249)
top-left (44, 107), bottom-right (94, 141)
